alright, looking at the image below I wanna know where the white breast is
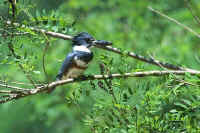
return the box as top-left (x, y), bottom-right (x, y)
top-left (74, 57), bottom-right (88, 67)
top-left (62, 68), bottom-right (85, 79)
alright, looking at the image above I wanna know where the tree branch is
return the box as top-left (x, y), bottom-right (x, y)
top-left (5, 21), bottom-right (73, 40)
top-left (4, 20), bottom-right (199, 72)
top-left (0, 70), bottom-right (200, 104)
top-left (148, 6), bottom-right (200, 39)
top-left (0, 83), bottom-right (29, 91)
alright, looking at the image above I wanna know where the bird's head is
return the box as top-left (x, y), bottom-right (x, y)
top-left (72, 32), bottom-right (94, 48)
top-left (72, 32), bottom-right (112, 48)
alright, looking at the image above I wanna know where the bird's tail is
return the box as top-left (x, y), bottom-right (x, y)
top-left (47, 86), bottom-right (56, 93)
top-left (47, 76), bottom-right (61, 93)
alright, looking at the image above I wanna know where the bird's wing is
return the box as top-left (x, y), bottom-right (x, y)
top-left (56, 52), bottom-right (75, 80)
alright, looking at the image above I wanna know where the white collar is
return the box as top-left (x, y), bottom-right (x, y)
top-left (73, 45), bottom-right (91, 53)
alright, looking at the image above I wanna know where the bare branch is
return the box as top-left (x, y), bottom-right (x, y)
top-left (0, 83), bottom-right (29, 90)
top-left (95, 45), bottom-right (192, 71)
top-left (42, 35), bottom-right (50, 82)
top-left (0, 80), bottom-right (43, 86)
top-left (0, 70), bottom-right (200, 104)
top-left (5, 20), bottom-right (199, 72)
top-left (175, 79), bottom-right (200, 87)
top-left (148, 6), bottom-right (200, 39)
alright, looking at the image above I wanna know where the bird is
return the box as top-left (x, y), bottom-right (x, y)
top-left (48, 32), bottom-right (112, 92)
top-left (56, 32), bottom-right (94, 80)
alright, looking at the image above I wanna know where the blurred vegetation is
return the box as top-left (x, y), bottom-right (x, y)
top-left (1, 0), bottom-right (200, 132)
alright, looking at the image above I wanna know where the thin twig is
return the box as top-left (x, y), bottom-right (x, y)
top-left (8, 0), bottom-right (17, 18)
top-left (0, 83), bottom-right (29, 90)
top-left (0, 70), bottom-right (200, 104)
top-left (0, 80), bottom-right (43, 86)
top-left (5, 21), bottom-right (73, 40)
top-left (148, 54), bottom-right (167, 70)
top-left (148, 6), bottom-right (200, 39)
top-left (99, 63), bottom-right (118, 103)
top-left (42, 36), bottom-right (50, 82)
top-left (175, 79), bottom-right (200, 87)
top-left (185, 0), bottom-right (200, 26)
top-left (7, 37), bottom-right (37, 88)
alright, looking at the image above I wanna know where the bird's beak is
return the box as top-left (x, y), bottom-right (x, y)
top-left (93, 40), bottom-right (112, 46)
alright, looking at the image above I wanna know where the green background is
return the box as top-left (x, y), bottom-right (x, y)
top-left (0, 0), bottom-right (200, 132)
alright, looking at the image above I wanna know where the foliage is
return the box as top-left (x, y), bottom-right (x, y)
top-left (1, 0), bottom-right (200, 133)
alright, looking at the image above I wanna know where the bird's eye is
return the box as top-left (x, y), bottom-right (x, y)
top-left (86, 38), bottom-right (93, 43)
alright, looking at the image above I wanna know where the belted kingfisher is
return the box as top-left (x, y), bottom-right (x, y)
top-left (48, 32), bottom-right (112, 92)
